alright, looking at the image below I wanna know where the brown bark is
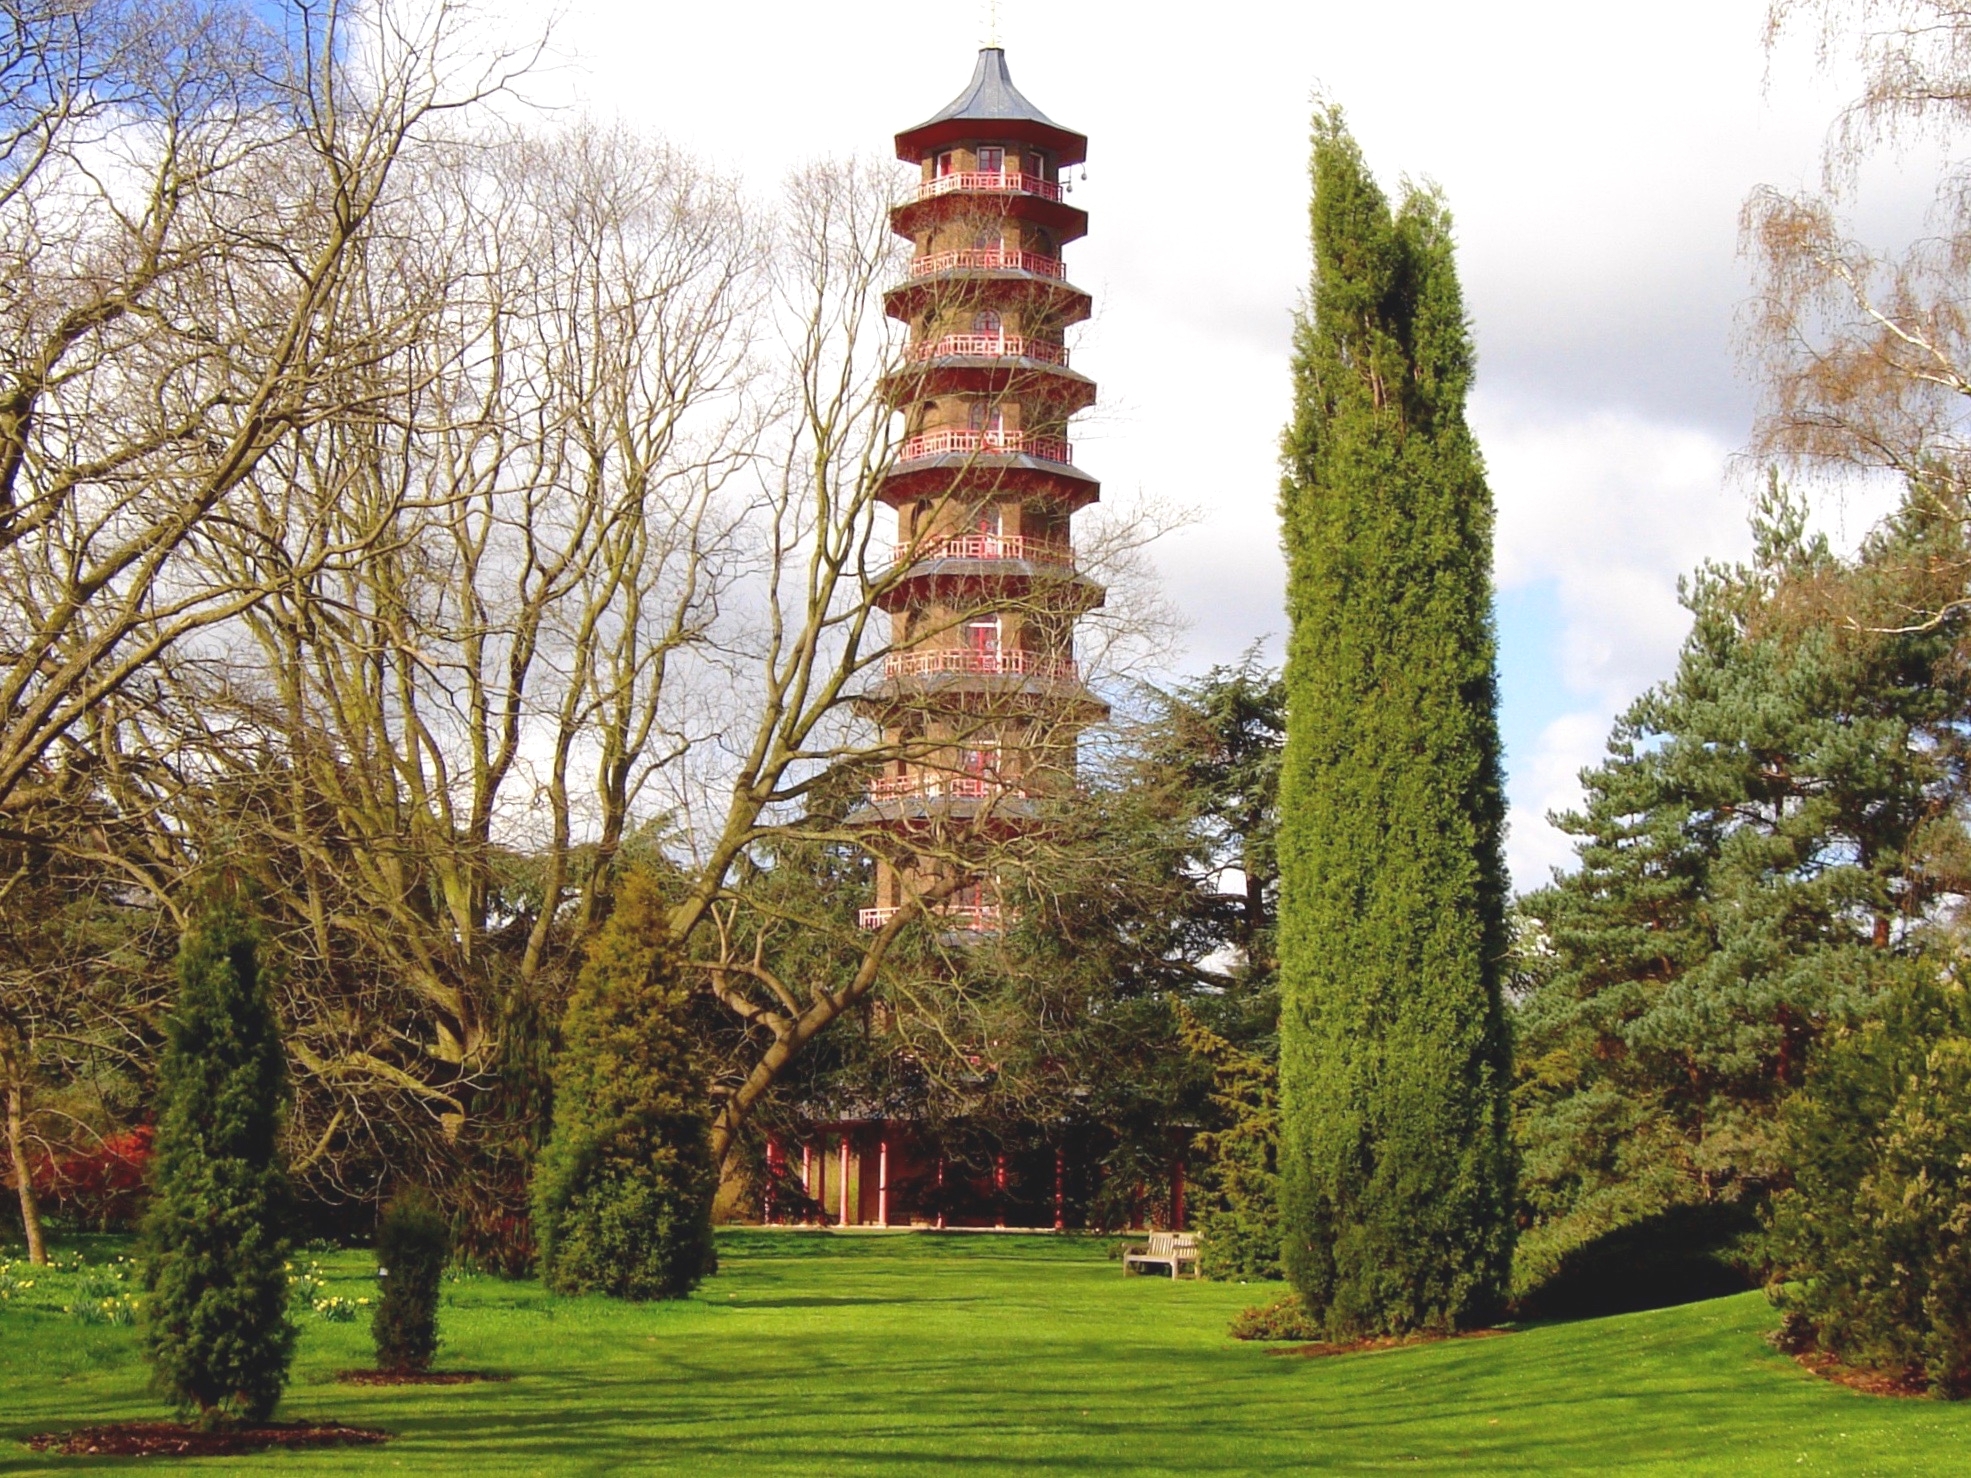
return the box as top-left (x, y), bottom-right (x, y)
top-left (5, 1080), bottom-right (47, 1266)
top-left (701, 901), bottom-right (923, 1168)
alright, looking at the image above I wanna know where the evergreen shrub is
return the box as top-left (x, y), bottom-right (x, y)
top-left (139, 896), bottom-right (296, 1426)
top-left (372, 1186), bottom-right (448, 1373)
top-left (533, 871), bottom-right (717, 1299)
top-left (1228, 1292), bottom-right (1322, 1341)
top-left (1768, 979), bottom-right (1971, 1396)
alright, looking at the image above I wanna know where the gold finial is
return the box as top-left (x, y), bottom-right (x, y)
top-left (986, 0), bottom-right (1000, 48)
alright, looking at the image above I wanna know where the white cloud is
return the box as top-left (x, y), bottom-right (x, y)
top-left (1510, 710), bottom-right (1622, 889)
top-left (1487, 400), bottom-right (1747, 698)
top-left (1481, 400), bottom-right (1751, 888)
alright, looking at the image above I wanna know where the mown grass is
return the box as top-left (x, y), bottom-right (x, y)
top-left (3, 1228), bottom-right (1970, 1474)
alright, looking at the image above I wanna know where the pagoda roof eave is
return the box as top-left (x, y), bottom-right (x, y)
top-left (894, 48), bottom-right (1088, 167)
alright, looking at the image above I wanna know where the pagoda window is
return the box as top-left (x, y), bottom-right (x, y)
top-left (968, 401), bottom-right (1005, 436)
top-left (937, 151), bottom-right (959, 177)
top-left (1028, 149), bottom-right (1050, 181)
top-left (974, 504), bottom-right (1002, 537)
top-left (977, 146), bottom-right (1004, 175)
top-left (973, 309), bottom-right (1002, 335)
top-left (972, 228), bottom-right (1000, 250)
top-left (965, 615), bottom-right (1001, 655)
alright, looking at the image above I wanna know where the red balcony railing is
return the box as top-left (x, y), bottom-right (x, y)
top-left (906, 333), bottom-right (1068, 367)
top-left (859, 903), bottom-right (1004, 931)
top-left (891, 533), bottom-right (1074, 568)
top-left (917, 170), bottom-right (1063, 204)
top-left (881, 648), bottom-right (1078, 681)
top-left (897, 429), bottom-right (1072, 465)
top-left (908, 248), bottom-right (1066, 280)
top-left (868, 772), bottom-right (1022, 801)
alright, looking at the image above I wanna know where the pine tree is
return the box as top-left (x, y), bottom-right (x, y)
top-left (533, 870), bottom-right (716, 1300)
top-left (139, 895), bottom-right (296, 1426)
top-left (1275, 108), bottom-right (1514, 1336)
top-left (1514, 482), bottom-right (1971, 1311)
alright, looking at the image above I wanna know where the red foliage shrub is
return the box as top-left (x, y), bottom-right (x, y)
top-left (32, 1127), bottom-right (153, 1229)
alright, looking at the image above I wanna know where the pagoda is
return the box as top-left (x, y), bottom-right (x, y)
top-left (856, 46), bottom-right (1107, 938)
top-left (769, 54), bottom-right (1191, 1230)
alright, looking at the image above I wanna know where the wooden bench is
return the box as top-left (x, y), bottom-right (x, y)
top-left (1123, 1231), bottom-right (1200, 1279)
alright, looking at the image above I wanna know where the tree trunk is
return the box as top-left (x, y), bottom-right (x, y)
top-left (5, 1080), bottom-right (47, 1266)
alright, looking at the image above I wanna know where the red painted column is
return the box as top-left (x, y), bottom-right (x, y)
top-left (994, 1153), bottom-right (1007, 1229)
top-left (838, 1136), bottom-right (852, 1227)
top-left (802, 1142), bottom-right (813, 1222)
top-left (1172, 1159), bottom-right (1186, 1232)
top-left (1053, 1148), bottom-right (1066, 1231)
top-left (878, 1138), bottom-right (890, 1228)
top-left (935, 1154), bottom-right (947, 1230)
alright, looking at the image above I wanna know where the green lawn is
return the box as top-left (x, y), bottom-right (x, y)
top-left (3, 1229), bottom-right (1969, 1474)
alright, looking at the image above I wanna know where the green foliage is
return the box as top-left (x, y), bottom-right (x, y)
top-left (1275, 106), bottom-right (1514, 1336)
top-left (1513, 483), bottom-right (1971, 1309)
top-left (139, 896), bottom-right (296, 1426)
top-left (1768, 977), bottom-right (1971, 1396)
top-left (534, 871), bottom-right (716, 1300)
top-left (372, 1186), bottom-right (448, 1373)
top-left (1227, 1291), bottom-right (1321, 1341)
top-left (1176, 1005), bottom-right (1280, 1280)
top-left (1141, 653), bottom-right (1286, 989)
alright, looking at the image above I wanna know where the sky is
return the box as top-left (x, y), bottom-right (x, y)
top-left (482, 0), bottom-right (1924, 891)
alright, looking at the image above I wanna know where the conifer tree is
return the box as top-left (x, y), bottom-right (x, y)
top-left (1514, 483), bottom-right (1971, 1310)
top-left (372, 1186), bottom-right (449, 1374)
top-left (533, 871), bottom-right (716, 1300)
top-left (1177, 1005), bottom-right (1280, 1280)
top-left (1275, 108), bottom-right (1514, 1336)
top-left (140, 895), bottom-right (296, 1426)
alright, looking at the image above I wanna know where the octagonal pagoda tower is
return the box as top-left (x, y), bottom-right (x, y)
top-left (858, 48), bottom-right (1106, 933)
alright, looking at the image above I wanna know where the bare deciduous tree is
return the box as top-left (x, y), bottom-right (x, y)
top-left (0, 0), bottom-right (539, 1253)
top-left (149, 123), bottom-right (766, 1212)
top-left (1750, 4), bottom-right (1971, 478)
top-left (0, 0), bottom-right (531, 823)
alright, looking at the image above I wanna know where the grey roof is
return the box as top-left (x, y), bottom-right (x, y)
top-left (910, 48), bottom-right (1061, 132)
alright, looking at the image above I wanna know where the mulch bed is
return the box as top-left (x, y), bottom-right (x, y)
top-left (25, 1422), bottom-right (391, 1457)
top-left (1268, 1327), bottom-right (1516, 1359)
top-left (1789, 1349), bottom-right (1929, 1398)
top-left (336, 1369), bottom-right (511, 1386)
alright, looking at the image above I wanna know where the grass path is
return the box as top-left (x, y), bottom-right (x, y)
top-left (4, 1230), bottom-right (1970, 1474)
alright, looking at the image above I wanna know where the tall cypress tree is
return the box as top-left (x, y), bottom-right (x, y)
top-left (1275, 109), bottom-right (1514, 1336)
top-left (140, 895), bottom-right (296, 1426)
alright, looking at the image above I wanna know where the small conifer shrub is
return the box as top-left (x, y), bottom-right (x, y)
top-left (1228, 1292), bottom-right (1323, 1342)
top-left (372, 1186), bottom-right (449, 1373)
top-left (533, 871), bottom-right (717, 1299)
top-left (139, 895), bottom-right (296, 1426)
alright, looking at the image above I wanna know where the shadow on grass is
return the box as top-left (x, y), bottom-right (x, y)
top-left (1514, 1203), bottom-right (1760, 1325)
